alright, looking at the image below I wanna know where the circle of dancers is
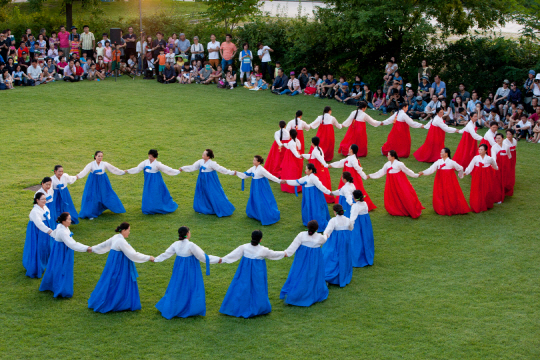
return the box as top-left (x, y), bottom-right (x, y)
top-left (24, 102), bottom-right (517, 318)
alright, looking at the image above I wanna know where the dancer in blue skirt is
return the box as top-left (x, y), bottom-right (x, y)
top-left (237, 155), bottom-right (281, 225)
top-left (280, 220), bottom-right (329, 307)
top-left (88, 222), bottom-right (154, 313)
top-left (349, 190), bottom-right (375, 267)
top-left (51, 165), bottom-right (80, 224)
top-left (180, 149), bottom-right (237, 218)
top-left (127, 149), bottom-right (180, 215)
top-left (39, 212), bottom-right (91, 298)
top-left (23, 192), bottom-right (55, 278)
top-left (322, 204), bottom-right (353, 287)
top-left (219, 230), bottom-right (287, 318)
top-left (331, 171), bottom-right (355, 217)
top-left (281, 163), bottom-right (332, 230)
top-left (35, 177), bottom-right (56, 225)
top-left (77, 151), bottom-right (126, 220)
top-left (154, 226), bottom-right (220, 319)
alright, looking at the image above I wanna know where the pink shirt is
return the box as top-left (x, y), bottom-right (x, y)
top-left (220, 42), bottom-right (237, 61)
top-left (58, 31), bottom-right (70, 48)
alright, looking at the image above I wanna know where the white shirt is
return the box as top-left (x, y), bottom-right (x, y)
top-left (302, 147), bottom-right (328, 167)
top-left (349, 201), bottom-right (369, 225)
top-left (381, 110), bottom-right (423, 128)
top-left (181, 159), bottom-right (234, 175)
top-left (516, 119), bottom-right (532, 130)
top-left (190, 43), bottom-right (204, 55)
top-left (283, 138), bottom-right (302, 158)
top-left (27, 65), bottom-right (42, 79)
top-left (503, 138), bottom-right (517, 159)
top-left (221, 243), bottom-right (285, 263)
top-left (458, 121), bottom-right (483, 140)
top-left (310, 114), bottom-right (342, 129)
top-left (369, 160), bottom-right (419, 178)
top-left (236, 165), bottom-right (280, 182)
top-left (274, 128), bottom-right (291, 147)
top-left (257, 46), bottom-right (271, 62)
top-left (286, 118), bottom-right (311, 132)
top-left (154, 239), bottom-right (220, 264)
top-left (424, 115), bottom-right (458, 133)
top-left (421, 158), bottom-right (464, 177)
top-left (284, 231), bottom-right (327, 257)
top-left (207, 41), bottom-right (220, 59)
top-left (330, 155), bottom-right (368, 179)
top-left (285, 173), bottom-right (331, 194)
top-left (342, 110), bottom-right (382, 128)
top-left (426, 100), bottom-right (441, 113)
top-left (77, 160), bottom-right (125, 178)
top-left (51, 173), bottom-right (77, 190)
top-left (91, 234), bottom-right (151, 263)
top-left (491, 143), bottom-right (510, 164)
top-left (332, 182), bottom-right (355, 205)
top-left (35, 187), bottom-right (54, 204)
top-left (324, 215), bottom-right (353, 237)
top-left (127, 159), bottom-right (180, 176)
top-left (483, 129), bottom-right (497, 146)
top-left (136, 41), bottom-right (147, 54)
top-left (287, 78), bottom-right (300, 89)
top-left (29, 204), bottom-right (52, 233)
top-left (464, 155), bottom-right (498, 175)
top-left (52, 224), bottom-right (88, 252)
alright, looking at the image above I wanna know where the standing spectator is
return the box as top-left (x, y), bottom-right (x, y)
top-left (409, 96), bottom-right (427, 119)
top-left (27, 60), bottom-right (43, 85)
top-left (334, 82), bottom-right (350, 102)
top-left (280, 71), bottom-right (300, 95)
top-left (257, 42), bottom-right (273, 81)
top-left (154, 48), bottom-right (166, 78)
top-left (417, 59), bottom-right (432, 83)
top-left (458, 83), bottom-right (470, 103)
top-left (220, 34), bottom-right (237, 72)
top-left (425, 94), bottom-right (441, 120)
top-left (103, 41), bottom-right (113, 75)
top-left (0, 33), bottom-right (9, 61)
top-left (123, 26), bottom-right (137, 61)
top-left (271, 68), bottom-right (288, 94)
top-left (80, 25), bottom-right (95, 60)
top-left (298, 68), bottom-right (310, 89)
top-left (467, 91), bottom-right (481, 114)
top-left (177, 33), bottom-right (190, 58)
top-left (58, 26), bottom-right (70, 58)
top-left (111, 44), bottom-right (122, 76)
top-left (152, 32), bottom-right (167, 59)
top-left (99, 33), bottom-right (110, 47)
top-left (238, 42), bottom-right (252, 84)
top-left (190, 36), bottom-right (204, 62)
top-left (523, 70), bottom-right (535, 104)
top-left (533, 74), bottom-right (540, 100)
top-left (69, 26), bottom-right (79, 43)
top-left (494, 79), bottom-right (510, 115)
top-left (70, 35), bottom-right (80, 59)
top-left (116, 30), bottom-right (127, 60)
top-left (207, 34), bottom-right (220, 69)
top-left (504, 82), bottom-right (522, 117)
top-left (430, 75), bottom-right (446, 99)
top-left (49, 31), bottom-right (58, 49)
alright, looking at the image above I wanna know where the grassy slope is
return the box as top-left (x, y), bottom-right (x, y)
top-left (0, 79), bottom-right (539, 359)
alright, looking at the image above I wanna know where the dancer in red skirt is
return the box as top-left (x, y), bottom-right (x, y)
top-left (453, 112), bottom-right (483, 168)
top-left (281, 129), bottom-right (305, 194)
top-left (302, 137), bottom-right (335, 203)
top-left (338, 101), bottom-right (382, 157)
top-left (381, 103), bottom-right (425, 158)
top-left (367, 150), bottom-right (424, 218)
top-left (503, 129), bottom-right (517, 196)
top-left (464, 144), bottom-right (499, 213)
top-left (480, 121), bottom-right (498, 156)
top-left (309, 106), bottom-right (342, 162)
top-left (286, 110), bottom-right (311, 154)
top-left (491, 133), bottom-right (510, 204)
top-left (413, 108), bottom-right (459, 163)
top-left (418, 147), bottom-right (471, 216)
top-left (264, 120), bottom-right (291, 178)
top-left (330, 144), bottom-right (376, 211)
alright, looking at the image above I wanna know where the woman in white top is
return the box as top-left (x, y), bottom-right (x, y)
top-left (480, 121), bottom-right (499, 156)
top-left (503, 129), bottom-right (517, 196)
top-left (413, 107), bottom-right (458, 163)
top-left (368, 150), bottom-right (424, 218)
top-left (190, 36), bottom-right (204, 61)
top-left (309, 106), bottom-right (342, 162)
top-left (322, 204), bottom-right (353, 287)
top-left (463, 143), bottom-right (499, 213)
top-left (280, 220), bottom-right (329, 307)
top-left (338, 101), bottom-right (382, 157)
top-left (331, 171), bottom-right (355, 217)
top-left (219, 230), bottom-right (287, 318)
top-left (127, 149), bottom-right (180, 215)
top-left (237, 155), bottom-right (281, 225)
top-left (280, 129), bottom-right (304, 194)
top-left (264, 120), bottom-right (290, 178)
top-left (418, 147), bottom-right (471, 216)
top-left (180, 148), bottom-right (237, 217)
top-left (154, 226), bottom-right (220, 319)
top-left (349, 190), bottom-right (375, 267)
top-left (23, 192), bottom-right (55, 278)
top-left (453, 112), bottom-right (484, 168)
top-left (39, 212), bottom-right (91, 298)
top-left (35, 176), bottom-right (55, 222)
top-left (77, 151), bottom-right (126, 220)
top-left (286, 110), bottom-right (311, 154)
top-left (491, 133), bottom-right (511, 204)
top-left (381, 103), bottom-right (425, 158)
top-left (88, 222), bottom-right (154, 313)
top-left (302, 136), bottom-right (334, 203)
top-left (51, 164), bottom-right (79, 224)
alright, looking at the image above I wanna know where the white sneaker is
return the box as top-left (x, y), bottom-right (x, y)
top-left (89, 218), bottom-right (94, 220)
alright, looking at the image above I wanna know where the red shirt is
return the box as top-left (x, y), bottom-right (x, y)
top-left (18, 47), bottom-right (29, 59)
top-left (529, 112), bottom-right (539, 124)
top-left (75, 66), bottom-right (84, 76)
top-left (58, 31), bottom-right (70, 48)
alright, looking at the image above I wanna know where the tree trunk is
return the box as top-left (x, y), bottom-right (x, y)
top-left (66, 2), bottom-right (73, 31)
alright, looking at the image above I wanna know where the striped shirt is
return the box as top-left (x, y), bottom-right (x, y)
top-left (79, 32), bottom-right (95, 50)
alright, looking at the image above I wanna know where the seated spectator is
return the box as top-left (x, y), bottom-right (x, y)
top-left (63, 59), bottom-right (78, 82)
top-left (362, 84), bottom-right (373, 104)
top-left (384, 88), bottom-right (403, 114)
top-left (430, 75), bottom-right (446, 99)
top-left (528, 106), bottom-right (540, 127)
top-left (505, 102), bottom-right (517, 122)
top-left (280, 71), bottom-right (301, 96)
top-left (334, 82), bottom-right (349, 102)
top-left (27, 60), bottom-right (43, 85)
top-left (316, 73), bottom-right (336, 98)
top-left (271, 68), bottom-right (288, 94)
top-left (19, 51), bottom-right (30, 72)
top-left (179, 63), bottom-right (191, 84)
top-left (418, 76), bottom-right (431, 101)
top-left (371, 86), bottom-right (386, 112)
top-left (12, 64), bottom-right (28, 86)
top-left (386, 80), bottom-right (401, 99)
top-left (404, 83), bottom-right (412, 97)
top-left (5, 58), bottom-right (16, 75)
top-left (204, 65), bottom-right (222, 84)
top-left (474, 103), bottom-right (485, 128)
top-left (530, 121), bottom-right (540, 143)
top-left (225, 70), bottom-right (236, 89)
top-left (43, 58), bottom-right (57, 80)
top-left (409, 96), bottom-right (427, 119)
top-left (161, 62), bottom-right (176, 84)
top-left (128, 55), bottom-right (138, 76)
top-left (425, 94), bottom-right (441, 120)
top-left (328, 76), bottom-right (345, 99)
top-left (526, 97), bottom-right (538, 114)
top-left (87, 63), bottom-right (100, 81)
top-left (507, 104), bottom-right (525, 129)
top-left (298, 67), bottom-right (310, 89)
top-left (441, 100), bottom-right (454, 125)
top-left (74, 60), bottom-right (84, 79)
top-left (1, 69), bottom-right (13, 89)
top-left (41, 66), bottom-right (54, 83)
top-left (119, 60), bottom-right (134, 79)
top-left (344, 83), bottom-right (362, 105)
top-left (487, 108), bottom-right (503, 129)
top-left (505, 82), bottom-right (522, 115)
top-left (514, 113), bottom-right (532, 140)
top-left (483, 97), bottom-right (494, 113)
top-left (304, 76), bottom-right (317, 95)
top-left (95, 56), bottom-right (106, 78)
top-left (467, 91), bottom-right (481, 113)
top-left (392, 71), bottom-right (403, 92)
top-left (249, 73), bottom-right (268, 91)
top-left (455, 107), bottom-right (469, 126)
top-left (190, 62), bottom-right (200, 83)
top-left (48, 45), bottom-right (58, 59)
top-left (458, 83), bottom-right (470, 103)
top-left (198, 62), bottom-right (212, 84)
top-left (494, 79), bottom-right (510, 115)
top-left (383, 57), bottom-right (397, 83)
top-left (452, 95), bottom-right (464, 115)
top-left (405, 88), bottom-right (415, 108)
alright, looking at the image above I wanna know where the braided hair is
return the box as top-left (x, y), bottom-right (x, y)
top-left (290, 129), bottom-right (298, 142)
top-left (295, 110), bottom-right (302, 128)
top-left (279, 120), bottom-right (286, 141)
top-left (322, 106), bottom-right (331, 124)
top-left (312, 137), bottom-right (323, 157)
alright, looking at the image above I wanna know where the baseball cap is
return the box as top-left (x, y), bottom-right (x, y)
top-left (421, 76), bottom-right (428, 80)
top-left (290, 71), bottom-right (295, 75)
top-left (416, 96), bottom-right (423, 101)
top-left (503, 79), bottom-right (509, 84)
top-left (405, 83), bottom-right (412, 87)
top-left (256, 73), bottom-right (262, 77)
top-left (529, 70), bottom-right (535, 75)
top-left (71, 26), bottom-right (77, 30)
top-left (536, 74), bottom-right (540, 80)
top-left (517, 104), bottom-right (524, 110)
top-left (353, 82), bottom-right (362, 87)
top-left (343, 82), bottom-right (349, 86)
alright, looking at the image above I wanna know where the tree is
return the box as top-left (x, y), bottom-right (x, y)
top-left (26, 0), bottom-right (100, 29)
top-left (196, 0), bottom-right (261, 34)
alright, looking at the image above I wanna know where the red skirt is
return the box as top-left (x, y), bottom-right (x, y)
top-left (432, 169), bottom-right (471, 215)
top-left (413, 125), bottom-right (446, 163)
top-left (381, 121), bottom-right (412, 158)
top-left (453, 132), bottom-right (478, 168)
top-left (314, 124), bottom-right (335, 162)
top-left (505, 148), bottom-right (516, 196)
top-left (338, 121), bottom-right (368, 157)
top-left (480, 139), bottom-right (492, 156)
top-left (469, 166), bottom-right (496, 213)
top-left (336, 164), bottom-right (376, 211)
top-left (308, 150), bottom-right (335, 203)
top-left (280, 149), bottom-right (304, 193)
top-left (297, 129), bottom-right (305, 154)
top-left (264, 139), bottom-right (290, 178)
top-left (493, 153), bottom-right (510, 203)
top-left (384, 172), bottom-right (424, 218)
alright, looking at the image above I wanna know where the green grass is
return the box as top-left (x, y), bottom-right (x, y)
top-left (1, 79), bottom-right (539, 359)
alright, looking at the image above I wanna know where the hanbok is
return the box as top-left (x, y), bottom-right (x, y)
top-left (264, 129), bottom-right (291, 178)
top-left (503, 138), bottom-right (517, 196)
top-left (413, 115), bottom-right (458, 163)
top-left (23, 204), bottom-right (54, 278)
top-left (34, 187), bottom-right (55, 227)
top-left (330, 155), bottom-right (376, 211)
top-left (302, 147), bottom-right (335, 203)
top-left (338, 109), bottom-right (381, 157)
top-left (381, 110), bottom-right (423, 158)
top-left (280, 232), bottom-right (328, 306)
top-left (492, 143), bottom-right (511, 204)
top-left (285, 174), bottom-right (332, 229)
top-left (349, 201), bottom-right (374, 267)
top-left (127, 159), bottom-right (180, 215)
top-left (309, 114), bottom-right (343, 162)
top-left (280, 139), bottom-right (304, 194)
top-left (219, 243), bottom-right (285, 318)
top-left (237, 165), bottom-right (281, 225)
top-left (286, 118), bottom-right (311, 154)
top-left (322, 215), bottom-right (353, 287)
top-left (181, 159), bottom-right (236, 217)
top-left (331, 182), bottom-right (355, 218)
top-left (51, 173), bottom-right (79, 224)
top-left (480, 129), bottom-right (497, 156)
top-left (464, 155), bottom-right (498, 213)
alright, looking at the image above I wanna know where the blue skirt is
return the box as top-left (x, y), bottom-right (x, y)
top-left (22, 220), bottom-right (54, 278)
top-left (53, 187), bottom-right (79, 224)
top-left (193, 171), bottom-right (235, 217)
top-left (338, 196), bottom-right (352, 218)
top-left (301, 186), bottom-right (330, 230)
top-left (142, 171), bottom-right (178, 215)
top-left (79, 173), bottom-right (126, 219)
top-left (39, 241), bottom-right (75, 298)
top-left (322, 229), bottom-right (353, 287)
top-left (155, 255), bottom-right (206, 319)
top-left (88, 250), bottom-right (141, 313)
top-left (351, 213), bottom-right (375, 267)
top-left (280, 245), bottom-right (328, 307)
top-left (219, 257), bottom-right (271, 318)
top-left (246, 178), bottom-right (280, 225)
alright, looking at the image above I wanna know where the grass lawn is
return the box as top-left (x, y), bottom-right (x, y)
top-left (1, 78), bottom-right (539, 359)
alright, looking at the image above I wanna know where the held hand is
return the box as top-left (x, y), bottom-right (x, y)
top-left (234, 171), bottom-right (237, 176)
top-left (87, 247), bottom-right (92, 253)
top-left (284, 252), bottom-right (288, 258)
top-left (280, 180), bottom-right (287, 184)
top-left (218, 258), bottom-right (222, 264)
top-left (149, 256), bottom-right (155, 262)
top-left (418, 171), bottom-right (424, 176)
top-left (47, 230), bottom-right (53, 235)
top-left (366, 175), bottom-right (370, 179)
top-left (421, 125), bottom-right (425, 128)
top-left (124, 170), bottom-right (128, 174)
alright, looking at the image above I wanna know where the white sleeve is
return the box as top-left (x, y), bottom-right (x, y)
top-left (236, 166), bottom-right (253, 180)
top-left (309, 117), bottom-right (321, 129)
top-left (212, 161), bottom-right (236, 176)
top-left (364, 114), bottom-right (382, 127)
top-left (381, 113), bottom-right (398, 126)
top-left (60, 232), bottom-right (89, 252)
top-left (91, 237), bottom-right (113, 254)
top-left (274, 130), bottom-right (284, 147)
top-left (154, 243), bottom-right (177, 263)
top-left (323, 219), bottom-right (335, 238)
top-left (284, 234), bottom-right (303, 257)
top-left (29, 211), bottom-right (52, 234)
top-left (285, 175), bottom-right (308, 185)
top-left (290, 143), bottom-right (302, 159)
top-left (466, 124), bottom-right (483, 140)
top-left (104, 162), bottom-right (126, 176)
top-left (260, 166), bottom-right (281, 183)
top-left (311, 175), bottom-right (332, 195)
top-left (118, 238), bottom-right (151, 263)
top-left (76, 163), bottom-right (92, 179)
top-left (403, 113), bottom-right (424, 128)
top-left (464, 158), bottom-right (476, 175)
top-left (344, 186), bottom-right (354, 205)
top-left (301, 121), bottom-right (311, 131)
top-left (435, 118), bottom-right (458, 133)
top-left (332, 116), bottom-right (343, 129)
top-left (399, 162), bottom-right (418, 178)
top-left (312, 150), bottom-right (329, 167)
top-left (351, 161), bottom-right (368, 180)
top-left (342, 112), bottom-right (354, 128)
top-left (451, 160), bottom-right (465, 178)
top-left (63, 173), bottom-right (78, 185)
top-left (181, 160), bottom-right (201, 173)
top-left (329, 158), bottom-right (346, 169)
top-left (490, 157), bottom-right (499, 171)
top-left (127, 161), bottom-right (146, 174)
top-left (369, 164), bottom-right (388, 179)
top-left (220, 245), bottom-right (245, 264)
top-left (301, 153), bottom-right (310, 160)
top-left (349, 205), bottom-right (359, 225)
top-left (190, 243), bottom-right (220, 264)
top-left (485, 133), bottom-right (496, 146)
top-left (421, 162), bottom-right (438, 176)
top-left (157, 162), bottom-right (181, 176)
top-left (262, 247), bottom-right (286, 260)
